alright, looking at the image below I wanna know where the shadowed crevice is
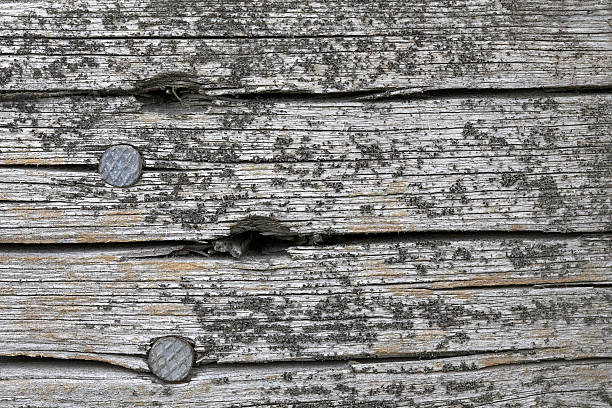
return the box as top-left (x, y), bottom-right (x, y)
top-left (1, 83), bottom-right (611, 104)
top-left (0, 231), bottom-right (605, 255)
top-left (2, 349), bottom-right (609, 378)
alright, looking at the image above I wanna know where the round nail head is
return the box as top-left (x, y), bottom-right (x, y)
top-left (98, 144), bottom-right (142, 187)
top-left (148, 336), bottom-right (195, 382)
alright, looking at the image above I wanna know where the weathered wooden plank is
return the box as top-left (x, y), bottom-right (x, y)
top-left (1, 235), bottom-right (609, 368)
top-left (2, 37), bottom-right (608, 94)
top-left (2, 0), bottom-right (611, 38)
top-left (1, 162), bottom-right (608, 242)
top-left (0, 352), bottom-right (610, 407)
top-left (1, 1), bottom-right (610, 94)
top-left (1, 94), bottom-right (611, 168)
top-left (0, 94), bottom-right (610, 242)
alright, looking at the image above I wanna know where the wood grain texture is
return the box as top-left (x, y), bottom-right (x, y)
top-left (2, 0), bottom-right (611, 38)
top-left (0, 0), bottom-right (610, 93)
top-left (1, 235), bottom-right (610, 369)
top-left (2, 1), bottom-right (611, 402)
top-left (0, 352), bottom-right (610, 407)
top-left (2, 93), bottom-right (611, 168)
top-left (0, 93), bottom-right (610, 242)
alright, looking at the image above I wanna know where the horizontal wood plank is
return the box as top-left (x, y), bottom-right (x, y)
top-left (2, 94), bottom-right (611, 168)
top-left (0, 94), bottom-right (610, 242)
top-left (0, 352), bottom-right (610, 407)
top-left (1, 0), bottom-right (611, 94)
top-left (2, 0), bottom-right (611, 38)
top-left (1, 235), bottom-right (610, 369)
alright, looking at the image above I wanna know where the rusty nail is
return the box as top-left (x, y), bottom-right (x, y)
top-left (98, 144), bottom-right (142, 187)
top-left (147, 336), bottom-right (195, 382)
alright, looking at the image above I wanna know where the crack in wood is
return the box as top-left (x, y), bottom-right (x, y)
top-left (0, 231), bottom-right (603, 257)
top-left (2, 0), bottom-right (610, 403)
top-left (2, 348), bottom-right (609, 374)
top-left (0, 350), bottom-right (610, 407)
top-left (2, 84), bottom-right (612, 104)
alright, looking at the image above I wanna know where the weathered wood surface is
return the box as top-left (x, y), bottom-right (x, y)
top-left (2, 93), bottom-right (611, 168)
top-left (1, 352), bottom-right (610, 407)
top-left (3, 0), bottom-right (611, 38)
top-left (1, 235), bottom-right (609, 370)
top-left (1, 0), bottom-right (611, 405)
top-left (1, 0), bottom-right (611, 94)
top-left (1, 93), bottom-right (610, 243)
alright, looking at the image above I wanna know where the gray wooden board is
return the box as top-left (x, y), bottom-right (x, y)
top-left (1, 235), bottom-right (610, 370)
top-left (0, 0), bottom-right (611, 94)
top-left (2, 0), bottom-right (611, 38)
top-left (0, 352), bottom-right (610, 407)
top-left (0, 94), bottom-right (610, 243)
top-left (2, 94), bottom-right (611, 168)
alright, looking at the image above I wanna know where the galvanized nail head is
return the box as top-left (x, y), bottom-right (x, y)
top-left (99, 144), bottom-right (142, 187)
top-left (148, 336), bottom-right (195, 382)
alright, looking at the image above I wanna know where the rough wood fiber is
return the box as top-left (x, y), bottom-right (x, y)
top-left (2, 0), bottom-right (611, 38)
top-left (0, 0), bottom-right (611, 93)
top-left (0, 94), bottom-right (610, 242)
top-left (2, 1), bottom-right (611, 403)
top-left (2, 93), bottom-right (611, 168)
top-left (0, 352), bottom-right (610, 407)
top-left (1, 235), bottom-right (610, 368)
